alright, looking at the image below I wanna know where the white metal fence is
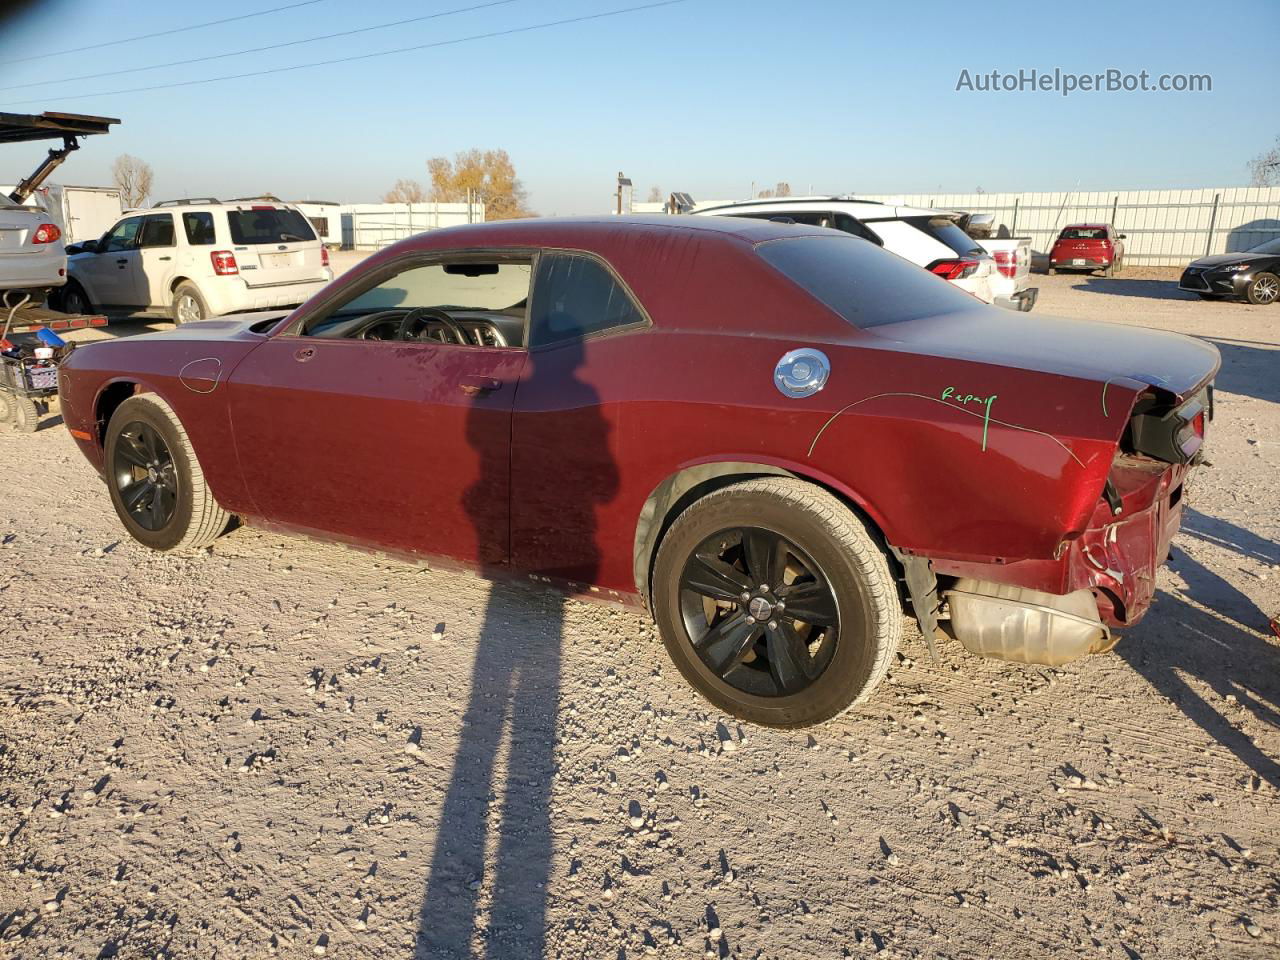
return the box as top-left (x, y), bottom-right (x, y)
top-left (338, 201), bottom-right (486, 250)
top-left (858, 188), bottom-right (1280, 266)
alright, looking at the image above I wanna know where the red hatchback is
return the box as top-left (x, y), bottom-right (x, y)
top-left (58, 216), bottom-right (1217, 727)
top-left (1049, 223), bottom-right (1126, 276)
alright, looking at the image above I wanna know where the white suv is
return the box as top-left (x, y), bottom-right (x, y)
top-left (60, 198), bottom-right (332, 322)
top-left (0, 195), bottom-right (66, 300)
top-left (695, 197), bottom-right (997, 303)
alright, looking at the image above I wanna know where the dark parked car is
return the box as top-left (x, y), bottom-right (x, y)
top-left (58, 216), bottom-right (1219, 727)
top-left (1179, 237), bottom-right (1280, 304)
top-left (1048, 223), bottom-right (1125, 275)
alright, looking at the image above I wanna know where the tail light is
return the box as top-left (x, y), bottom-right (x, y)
top-left (928, 258), bottom-right (981, 281)
top-left (321, 246), bottom-right (330, 268)
top-left (32, 223), bottom-right (61, 244)
top-left (993, 249), bottom-right (1017, 278)
top-left (211, 250), bottom-right (239, 275)
top-left (1126, 386), bottom-right (1212, 464)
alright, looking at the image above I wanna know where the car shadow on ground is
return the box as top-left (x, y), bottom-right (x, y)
top-left (1204, 337), bottom-right (1280, 405)
top-left (1117, 510), bottom-right (1280, 788)
top-left (416, 327), bottom-right (616, 958)
top-left (1070, 277), bottom-right (1193, 301)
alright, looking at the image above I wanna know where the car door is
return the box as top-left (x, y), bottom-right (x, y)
top-left (78, 216), bottom-right (144, 306)
top-left (509, 251), bottom-right (647, 586)
top-left (225, 253), bottom-right (532, 566)
top-left (134, 214), bottom-right (177, 308)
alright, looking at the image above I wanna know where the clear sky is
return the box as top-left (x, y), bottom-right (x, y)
top-left (0, 0), bottom-right (1275, 214)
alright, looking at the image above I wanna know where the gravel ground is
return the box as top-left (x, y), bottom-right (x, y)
top-left (1, 270), bottom-right (1277, 959)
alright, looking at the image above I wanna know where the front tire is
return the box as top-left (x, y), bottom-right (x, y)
top-left (1245, 272), bottom-right (1279, 305)
top-left (58, 280), bottom-right (91, 316)
top-left (104, 394), bottom-right (230, 551)
top-left (171, 282), bottom-right (210, 324)
top-left (651, 478), bottom-right (902, 727)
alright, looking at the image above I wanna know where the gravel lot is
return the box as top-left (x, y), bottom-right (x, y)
top-left (1, 269), bottom-right (1277, 959)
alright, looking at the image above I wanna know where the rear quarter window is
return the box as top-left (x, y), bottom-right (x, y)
top-left (227, 208), bottom-right (316, 245)
top-left (756, 235), bottom-right (979, 328)
top-left (906, 216), bottom-right (985, 257)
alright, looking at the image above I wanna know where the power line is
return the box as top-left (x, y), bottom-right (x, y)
top-left (4, 0), bottom-right (328, 65)
top-left (0, 0), bottom-right (524, 91)
top-left (0, 0), bottom-right (689, 107)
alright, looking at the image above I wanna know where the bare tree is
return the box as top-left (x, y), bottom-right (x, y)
top-left (426, 148), bottom-right (533, 220)
top-left (111, 154), bottom-right (154, 208)
top-left (1248, 135), bottom-right (1280, 186)
top-left (647, 186), bottom-right (663, 203)
top-left (756, 181), bottom-right (792, 199)
top-left (383, 178), bottom-right (427, 203)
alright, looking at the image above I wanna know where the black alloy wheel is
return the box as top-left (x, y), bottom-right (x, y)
top-left (111, 420), bottom-right (179, 531)
top-left (678, 526), bottom-right (839, 698)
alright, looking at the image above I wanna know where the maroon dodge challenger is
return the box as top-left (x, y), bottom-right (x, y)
top-left (58, 216), bottom-right (1219, 726)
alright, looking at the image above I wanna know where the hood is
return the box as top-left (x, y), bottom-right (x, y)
top-left (1187, 253), bottom-right (1266, 269)
top-left (870, 307), bottom-right (1220, 402)
top-left (119, 311), bottom-right (293, 342)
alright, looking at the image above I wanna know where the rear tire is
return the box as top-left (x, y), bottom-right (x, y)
top-left (1047, 267), bottom-right (1057, 276)
top-left (1245, 272), bottom-right (1279, 305)
top-left (651, 477), bottom-right (902, 727)
top-left (0, 391), bottom-right (14, 424)
top-left (171, 282), bottom-right (210, 324)
top-left (104, 394), bottom-right (230, 551)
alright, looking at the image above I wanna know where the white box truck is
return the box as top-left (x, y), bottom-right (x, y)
top-left (0, 183), bottom-right (123, 245)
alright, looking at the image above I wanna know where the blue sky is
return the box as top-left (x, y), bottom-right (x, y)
top-left (0, 0), bottom-right (1275, 214)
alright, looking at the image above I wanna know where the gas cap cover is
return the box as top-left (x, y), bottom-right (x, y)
top-left (773, 348), bottom-right (830, 398)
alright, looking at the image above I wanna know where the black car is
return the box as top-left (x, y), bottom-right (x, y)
top-left (1179, 237), bottom-right (1280, 305)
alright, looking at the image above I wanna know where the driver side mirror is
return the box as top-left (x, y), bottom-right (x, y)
top-left (77, 239), bottom-right (99, 254)
top-left (1118, 233), bottom-right (1127, 240)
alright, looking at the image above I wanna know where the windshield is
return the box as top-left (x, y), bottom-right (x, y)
top-left (757, 234), bottom-right (980, 328)
top-left (227, 208), bottom-right (316, 245)
top-left (1060, 227), bottom-right (1108, 240)
top-left (1246, 237), bottom-right (1280, 256)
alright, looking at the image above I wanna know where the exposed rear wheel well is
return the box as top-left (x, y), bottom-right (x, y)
top-left (634, 462), bottom-right (898, 607)
top-left (95, 381), bottom-right (140, 446)
top-left (169, 276), bottom-right (191, 294)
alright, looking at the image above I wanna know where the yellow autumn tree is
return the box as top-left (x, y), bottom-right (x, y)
top-left (426, 148), bottom-right (533, 221)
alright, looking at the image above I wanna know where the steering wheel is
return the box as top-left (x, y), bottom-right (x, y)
top-left (396, 307), bottom-right (469, 345)
top-left (483, 322), bottom-right (509, 348)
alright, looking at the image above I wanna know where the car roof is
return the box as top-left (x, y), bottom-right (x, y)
top-left (401, 214), bottom-right (838, 252)
top-left (1061, 223), bottom-right (1110, 229)
top-left (695, 196), bottom-right (956, 221)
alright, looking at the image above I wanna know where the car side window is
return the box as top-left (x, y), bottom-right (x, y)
top-left (834, 214), bottom-right (884, 245)
top-left (139, 214), bottom-right (175, 248)
top-left (102, 217), bottom-right (143, 253)
top-left (529, 253), bottom-right (646, 347)
top-left (182, 212), bottom-right (216, 245)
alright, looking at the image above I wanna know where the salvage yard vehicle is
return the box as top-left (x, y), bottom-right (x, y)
top-left (695, 197), bottom-right (1001, 305)
top-left (58, 216), bottom-right (1219, 727)
top-left (1048, 223), bottom-right (1125, 276)
top-left (0, 195), bottom-right (65, 300)
top-left (1179, 236), bottom-right (1280, 305)
top-left (958, 212), bottom-right (1038, 312)
top-left (60, 198), bottom-right (333, 323)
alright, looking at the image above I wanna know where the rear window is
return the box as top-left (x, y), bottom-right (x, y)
top-left (905, 216), bottom-right (985, 257)
top-left (1060, 227), bottom-right (1108, 240)
top-left (756, 235), bottom-right (979, 328)
top-left (227, 208), bottom-right (316, 245)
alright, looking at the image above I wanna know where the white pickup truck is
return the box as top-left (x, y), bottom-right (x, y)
top-left (959, 213), bottom-right (1037, 312)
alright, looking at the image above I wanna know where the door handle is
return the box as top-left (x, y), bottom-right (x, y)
top-left (158, 256), bottom-right (171, 261)
top-left (116, 258), bottom-right (128, 267)
top-left (294, 347), bottom-right (315, 362)
top-left (459, 376), bottom-right (501, 396)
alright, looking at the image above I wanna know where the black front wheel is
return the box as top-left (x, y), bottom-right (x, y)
top-left (104, 395), bottom-right (231, 551)
top-left (1245, 272), bottom-right (1279, 306)
top-left (652, 478), bottom-right (902, 727)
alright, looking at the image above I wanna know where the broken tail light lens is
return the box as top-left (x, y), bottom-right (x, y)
top-left (211, 250), bottom-right (239, 275)
top-left (992, 250), bottom-right (1017, 278)
top-left (1127, 388), bottom-right (1211, 464)
top-left (928, 258), bottom-right (982, 281)
top-left (32, 223), bottom-right (61, 244)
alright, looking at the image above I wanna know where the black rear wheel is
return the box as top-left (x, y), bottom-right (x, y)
top-left (653, 478), bottom-right (901, 727)
top-left (1245, 272), bottom-right (1279, 306)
